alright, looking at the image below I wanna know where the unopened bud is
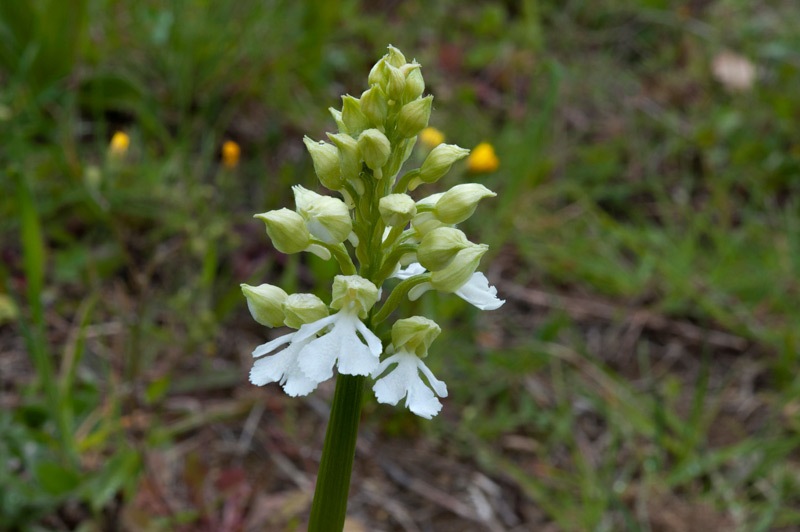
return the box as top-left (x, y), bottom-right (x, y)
top-left (430, 244), bottom-right (488, 293)
top-left (384, 63), bottom-right (406, 102)
top-left (303, 137), bottom-right (343, 190)
top-left (342, 95), bottom-right (370, 136)
top-left (402, 64), bottom-right (425, 102)
top-left (368, 58), bottom-right (388, 87)
top-left (327, 133), bottom-right (362, 182)
top-left (241, 283), bottom-right (287, 327)
top-left (379, 194), bottom-right (417, 226)
top-left (358, 129), bottom-right (391, 174)
top-left (396, 95), bottom-right (432, 139)
top-left (392, 316), bottom-right (441, 358)
top-left (293, 185), bottom-right (352, 244)
top-left (418, 227), bottom-right (473, 271)
top-left (283, 293), bottom-right (329, 329)
top-left (386, 45), bottom-right (407, 68)
top-left (255, 208), bottom-right (311, 254)
top-left (413, 144), bottom-right (470, 189)
top-left (411, 193), bottom-right (445, 236)
top-left (329, 107), bottom-right (348, 134)
top-left (434, 183), bottom-right (496, 224)
top-left (360, 84), bottom-right (389, 127)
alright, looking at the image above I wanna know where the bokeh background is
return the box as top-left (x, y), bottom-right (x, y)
top-left (2, 1), bottom-right (800, 530)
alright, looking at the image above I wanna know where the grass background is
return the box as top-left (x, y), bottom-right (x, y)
top-left (2, 0), bottom-right (800, 530)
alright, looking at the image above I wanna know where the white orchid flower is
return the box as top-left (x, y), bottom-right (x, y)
top-left (249, 306), bottom-right (383, 393)
top-left (372, 349), bottom-right (448, 419)
top-left (293, 308), bottom-right (382, 382)
top-left (250, 333), bottom-right (318, 397)
top-left (248, 276), bottom-right (383, 393)
top-left (392, 262), bottom-right (504, 310)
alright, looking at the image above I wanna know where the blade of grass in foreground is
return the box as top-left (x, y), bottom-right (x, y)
top-left (14, 171), bottom-right (77, 464)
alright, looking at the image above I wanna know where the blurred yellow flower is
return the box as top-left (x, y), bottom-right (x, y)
top-left (467, 142), bottom-right (499, 173)
top-left (222, 140), bottom-right (241, 168)
top-left (419, 127), bottom-right (445, 149)
top-left (109, 131), bottom-right (130, 156)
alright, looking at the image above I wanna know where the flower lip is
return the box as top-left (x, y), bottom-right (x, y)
top-left (294, 310), bottom-right (382, 382)
top-left (372, 350), bottom-right (448, 419)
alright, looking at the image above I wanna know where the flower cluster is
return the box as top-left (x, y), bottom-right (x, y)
top-left (242, 46), bottom-right (503, 418)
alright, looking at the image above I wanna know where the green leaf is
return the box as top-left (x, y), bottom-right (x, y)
top-left (81, 449), bottom-right (140, 512)
top-left (35, 461), bottom-right (81, 496)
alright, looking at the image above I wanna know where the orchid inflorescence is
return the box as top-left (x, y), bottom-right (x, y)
top-left (241, 46), bottom-right (503, 419)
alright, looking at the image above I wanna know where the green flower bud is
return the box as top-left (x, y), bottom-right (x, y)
top-left (411, 211), bottom-right (443, 237)
top-left (283, 293), bottom-right (329, 329)
top-left (412, 144), bottom-right (470, 190)
top-left (293, 185), bottom-right (353, 244)
top-left (379, 193), bottom-right (417, 226)
top-left (386, 45), bottom-right (407, 68)
top-left (327, 133), bottom-right (361, 183)
top-left (341, 95), bottom-right (370, 136)
top-left (255, 208), bottom-right (311, 254)
top-left (402, 64), bottom-right (425, 102)
top-left (430, 244), bottom-right (488, 293)
top-left (330, 275), bottom-right (380, 319)
top-left (368, 58), bottom-right (388, 87)
top-left (392, 316), bottom-right (441, 358)
top-left (434, 183), bottom-right (497, 224)
top-left (418, 227), bottom-right (473, 271)
top-left (384, 63), bottom-right (406, 102)
top-left (417, 192), bottom-right (444, 207)
top-left (329, 107), bottom-right (348, 134)
top-left (397, 136), bottom-right (417, 169)
top-left (241, 283), bottom-right (287, 327)
top-left (357, 128), bottom-right (391, 174)
top-left (411, 193), bottom-right (444, 237)
top-left (396, 95), bottom-right (433, 139)
top-left (360, 84), bottom-right (388, 127)
top-left (303, 136), bottom-right (343, 190)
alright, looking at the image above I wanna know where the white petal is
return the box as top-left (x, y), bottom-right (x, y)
top-left (252, 332), bottom-right (295, 358)
top-left (282, 369), bottom-right (319, 396)
top-left (371, 351), bottom-right (446, 419)
top-left (296, 325), bottom-right (343, 382)
top-left (416, 358), bottom-right (448, 398)
top-left (250, 348), bottom-right (295, 385)
top-left (336, 338), bottom-right (379, 376)
top-left (405, 378), bottom-right (442, 419)
top-left (372, 354), bottom-right (416, 406)
top-left (296, 311), bottom-right (381, 380)
top-left (392, 262), bottom-right (427, 280)
top-left (250, 336), bottom-right (320, 396)
top-left (355, 319), bottom-right (383, 358)
top-left (293, 314), bottom-right (337, 343)
top-left (455, 272), bottom-right (505, 310)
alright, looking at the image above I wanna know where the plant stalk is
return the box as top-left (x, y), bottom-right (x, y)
top-left (307, 373), bottom-right (365, 531)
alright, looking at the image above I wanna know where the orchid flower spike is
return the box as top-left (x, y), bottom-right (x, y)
top-left (243, 46), bottom-right (503, 420)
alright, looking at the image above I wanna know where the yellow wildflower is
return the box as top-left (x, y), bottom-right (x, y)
top-left (419, 127), bottom-right (445, 149)
top-left (222, 140), bottom-right (241, 168)
top-left (109, 131), bottom-right (130, 156)
top-left (467, 142), bottom-right (499, 173)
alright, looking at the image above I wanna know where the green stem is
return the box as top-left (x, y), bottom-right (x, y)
top-left (393, 168), bottom-right (419, 194)
top-left (308, 374), bottom-right (365, 531)
top-left (372, 273), bottom-right (431, 325)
